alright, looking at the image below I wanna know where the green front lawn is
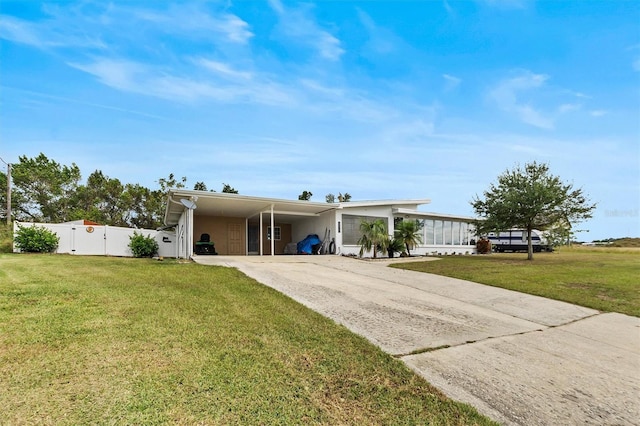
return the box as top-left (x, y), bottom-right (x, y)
top-left (392, 247), bottom-right (640, 317)
top-left (0, 254), bottom-right (494, 425)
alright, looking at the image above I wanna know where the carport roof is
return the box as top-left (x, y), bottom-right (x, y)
top-left (164, 190), bottom-right (339, 226)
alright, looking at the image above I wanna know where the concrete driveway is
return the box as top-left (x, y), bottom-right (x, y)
top-left (194, 255), bottom-right (640, 425)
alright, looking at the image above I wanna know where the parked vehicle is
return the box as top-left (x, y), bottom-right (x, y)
top-left (486, 229), bottom-right (552, 253)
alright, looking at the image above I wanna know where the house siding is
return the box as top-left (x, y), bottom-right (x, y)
top-left (261, 223), bottom-right (292, 255)
top-left (194, 215), bottom-right (246, 255)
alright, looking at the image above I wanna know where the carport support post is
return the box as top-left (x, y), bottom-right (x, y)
top-left (187, 207), bottom-right (194, 259)
top-left (259, 212), bottom-right (263, 256)
top-left (270, 204), bottom-right (275, 256)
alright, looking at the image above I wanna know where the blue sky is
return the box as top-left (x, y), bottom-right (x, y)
top-left (1, 0), bottom-right (638, 240)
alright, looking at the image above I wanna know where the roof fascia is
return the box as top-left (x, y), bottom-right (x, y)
top-left (169, 189), bottom-right (339, 209)
top-left (393, 208), bottom-right (477, 221)
top-left (340, 199), bottom-right (431, 208)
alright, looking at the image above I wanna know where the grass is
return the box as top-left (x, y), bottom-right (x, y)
top-left (0, 224), bottom-right (12, 253)
top-left (0, 254), bottom-right (494, 425)
top-left (392, 247), bottom-right (640, 317)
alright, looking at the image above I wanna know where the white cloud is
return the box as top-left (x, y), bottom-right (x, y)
top-left (69, 57), bottom-right (296, 106)
top-left (131, 4), bottom-right (254, 44)
top-left (356, 8), bottom-right (415, 57)
top-left (0, 14), bottom-right (105, 49)
top-left (572, 91), bottom-right (591, 99)
top-left (516, 105), bottom-right (554, 129)
top-left (488, 71), bottom-right (554, 129)
top-left (69, 58), bottom-right (143, 91)
top-left (218, 14), bottom-right (254, 44)
top-left (558, 103), bottom-right (581, 114)
top-left (443, 74), bottom-right (461, 91)
top-left (68, 53), bottom-right (423, 124)
top-left (590, 110), bottom-right (608, 117)
top-left (507, 144), bottom-right (544, 156)
top-left (1, 3), bottom-right (253, 55)
top-left (268, 0), bottom-right (344, 61)
top-left (316, 32), bottom-right (344, 61)
top-left (625, 44), bottom-right (640, 72)
top-left (268, 0), bottom-right (285, 15)
top-left (380, 119), bottom-right (435, 145)
top-left (197, 59), bottom-right (253, 81)
top-left (300, 79), bottom-right (345, 98)
top-left (0, 15), bottom-right (46, 46)
top-left (479, 0), bottom-right (529, 9)
top-left (443, 0), bottom-right (454, 15)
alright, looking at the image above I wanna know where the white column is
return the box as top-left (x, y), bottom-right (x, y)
top-left (187, 208), bottom-right (194, 259)
top-left (259, 212), bottom-right (263, 256)
top-left (270, 204), bottom-right (275, 256)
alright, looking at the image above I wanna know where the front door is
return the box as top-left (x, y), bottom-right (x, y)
top-left (228, 223), bottom-right (244, 255)
top-left (247, 224), bottom-right (259, 254)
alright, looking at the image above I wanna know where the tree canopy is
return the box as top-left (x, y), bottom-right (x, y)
top-left (222, 183), bottom-right (238, 194)
top-left (326, 192), bottom-right (352, 203)
top-left (298, 191), bottom-right (313, 201)
top-left (10, 153), bottom-right (81, 223)
top-left (0, 153), bottom-right (240, 229)
top-left (471, 161), bottom-right (596, 260)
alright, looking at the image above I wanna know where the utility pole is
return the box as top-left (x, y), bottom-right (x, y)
top-left (1, 157), bottom-right (10, 226)
top-left (6, 163), bottom-right (11, 226)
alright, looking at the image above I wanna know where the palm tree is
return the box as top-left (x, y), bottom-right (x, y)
top-left (358, 218), bottom-right (388, 258)
top-left (395, 219), bottom-right (423, 256)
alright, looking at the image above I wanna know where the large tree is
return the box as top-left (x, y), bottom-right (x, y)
top-left (69, 170), bottom-right (129, 226)
top-left (125, 184), bottom-right (165, 229)
top-left (471, 162), bottom-right (596, 260)
top-left (11, 153), bottom-right (81, 223)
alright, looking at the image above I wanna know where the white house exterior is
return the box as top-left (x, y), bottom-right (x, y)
top-left (164, 190), bottom-right (477, 259)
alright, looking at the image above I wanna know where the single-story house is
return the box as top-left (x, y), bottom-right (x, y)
top-left (164, 189), bottom-right (477, 258)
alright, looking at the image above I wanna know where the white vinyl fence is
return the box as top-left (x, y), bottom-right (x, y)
top-left (13, 222), bottom-right (176, 258)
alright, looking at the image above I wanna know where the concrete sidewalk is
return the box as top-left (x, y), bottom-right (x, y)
top-left (194, 255), bottom-right (640, 425)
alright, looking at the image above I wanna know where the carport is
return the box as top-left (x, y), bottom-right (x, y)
top-left (164, 190), bottom-right (338, 258)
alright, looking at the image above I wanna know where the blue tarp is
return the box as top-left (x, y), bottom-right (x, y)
top-left (297, 234), bottom-right (322, 255)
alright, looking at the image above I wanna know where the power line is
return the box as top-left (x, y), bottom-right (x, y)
top-left (0, 156), bottom-right (8, 165)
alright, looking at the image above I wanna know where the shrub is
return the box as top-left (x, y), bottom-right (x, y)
top-left (387, 237), bottom-right (406, 258)
top-left (476, 238), bottom-right (492, 254)
top-left (129, 231), bottom-right (159, 258)
top-left (14, 224), bottom-right (60, 253)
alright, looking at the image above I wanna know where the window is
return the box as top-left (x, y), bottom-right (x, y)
top-left (452, 221), bottom-right (461, 245)
top-left (434, 220), bottom-right (443, 245)
top-left (342, 214), bottom-right (388, 245)
top-left (267, 226), bottom-right (281, 241)
top-left (461, 222), bottom-right (468, 245)
top-left (425, 220), bottom-right (434, 244)
top-left (444, 221), bottom-right (453, 245)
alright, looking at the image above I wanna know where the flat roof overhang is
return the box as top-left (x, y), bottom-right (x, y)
top-left (392, 208), bottom-right (477, 222)
top-left (164, 190), bottom-right (339, 226)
